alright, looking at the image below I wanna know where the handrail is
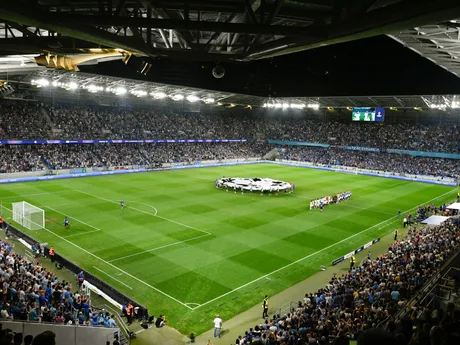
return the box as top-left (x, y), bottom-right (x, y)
top-left (391, 248), bottom-right (460, 324)
top-left (93, 304), bottom-right (130, 345)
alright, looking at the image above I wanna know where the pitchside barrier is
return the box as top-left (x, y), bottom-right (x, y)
top-left (3, 221), bottom-right (149, 321)
top-left (0, 158), bottom-right (457, 186)
top-left (331, 238), bottom-right (380, 266)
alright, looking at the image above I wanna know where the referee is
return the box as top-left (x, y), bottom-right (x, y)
top-left (262, 295), bottom-right (269, 318)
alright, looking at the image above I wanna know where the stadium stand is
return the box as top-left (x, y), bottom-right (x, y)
top-left (236, 217), bottom-right (460, 345)
top-left (0, 100), bottom-right (459, 179)
top-left (0, 100), bottom-right (459, 153)
top-left (1, 100), bottom-right (460, 344)
top-left (1, 143), bottom-right (458, 179)
top-left (280, 147), bottom-right (460, 179)
top-left (0, 238), bottom-right (120, 327)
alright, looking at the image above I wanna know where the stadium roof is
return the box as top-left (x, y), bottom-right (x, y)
top-left (3, 68), bottom-right (460, 110)
top-left (1, 0), bottom-right (460, 64)
top-left (390, 19), bottom-right (460, 78)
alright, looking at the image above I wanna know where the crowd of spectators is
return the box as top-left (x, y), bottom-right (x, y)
top-left (0, 147), bottom-right (43, 173)
top-left (0, 100), bottom-right (459, 153)
top-left (0, 239), bottom-right (118, 329)
top-left (281, 147), bottom-right (460, 179)
top-left (236, 217), bottom-right (460, 345)
top-left (0, 143), bottom-right (459, 179)
top-left (6, 142), bottom-right (266, 170)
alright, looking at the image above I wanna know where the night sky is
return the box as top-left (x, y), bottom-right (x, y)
top-left (82, 35), bottom-right (460, 97)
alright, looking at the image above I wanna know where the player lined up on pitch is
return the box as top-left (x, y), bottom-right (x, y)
top-left (310, 191), bottom-right (352, 210)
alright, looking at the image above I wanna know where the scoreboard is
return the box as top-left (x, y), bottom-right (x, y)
top-left (352, 107), bottom-right (385, 122)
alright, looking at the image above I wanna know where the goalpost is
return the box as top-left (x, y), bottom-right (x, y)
top-left (12, 201), bottom-right (45, 230)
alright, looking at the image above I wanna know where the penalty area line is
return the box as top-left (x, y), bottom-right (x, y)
top-left (0, 204), bottom-right (194, 310)
top-left (42, 226), bottom-right (193, 309)
top-left (75, 189), bottom-right (211, 235)
top-left (43, 206), bottom-right (101, 231)
top-left (93, 266), bottom-right (133, 290)
top-left (192, 188), bottom-right (458, 310)
top-left (64, 229), bottom-right (102, 238)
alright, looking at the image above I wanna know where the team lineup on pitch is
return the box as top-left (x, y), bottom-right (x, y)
top-left (0, 163), bottom-right (457, 335)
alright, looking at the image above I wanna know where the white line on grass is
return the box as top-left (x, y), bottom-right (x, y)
top-left (64, 229), bottom-right (102, 238)
top-left (0, 190), bottom-right (74, 200)
top-left (75, 189), bottom-right (211, 235)
top-left (1, 205), bottom-right (193, 310)
top-left (93, 266), bottom-right (133, 290)
top-left (192, 188), bottom-right (457, 310)
top-left (184, 303), bottom-right (202, 307)
top-left (108, 233), bottom-right (211, 263)
top-left (127, 201), bottom-right (158, 216)
top-left (43, 226), bottom-right (194, 309)
top-left (44, 206), bottom-right (101, 231)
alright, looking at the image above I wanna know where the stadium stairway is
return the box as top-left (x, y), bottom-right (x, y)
top-left (263, 148), bottom-right (280, 161)
top-left (40, 106), bottom-right (55, 138)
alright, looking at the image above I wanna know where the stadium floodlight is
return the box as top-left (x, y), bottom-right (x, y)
top-left (32, 78), bottom-right (50, 87)
top-left (150, 91), bottom-right (167, 99)
top-left (451, 101), bottom-right (460, 108)
top-left (172, 94), bottom-right (184, 101)
top-left (430, 103), bottom-right (447, 110)
top-left (186, 95), bottom-right (200, 103)
top-left (84, 84), bottom-right (103, 93)
top-left (12, 201), bottom-right (45, 230)
top-left (274, 103), bottom-right (282, 109)
top-left (115, 87), bottom-right (127, 95)
top-left (203, 98), bottom-right (215, 104)
top-left (290, 103), bottom-right (305, 109)
top-left (282, 103), bottom-right (290, 109)
top-left (67, 82), bottom-right (78, 90)
top-left (307, 103), bottom-right (320, 110)
top-left (131, 90), bottom-right (147, 97)
top-left (105, 86), bottom-right (127, 95)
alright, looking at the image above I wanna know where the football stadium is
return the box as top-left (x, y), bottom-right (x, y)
top-left (1, 1), bottom-right (460, 345)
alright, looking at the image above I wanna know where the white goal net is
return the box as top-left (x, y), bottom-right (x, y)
top-left (12, 201), bottom-right (45, 230)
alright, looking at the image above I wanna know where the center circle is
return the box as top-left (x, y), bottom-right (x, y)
top-left (215, 177), bottom-right (294, 193)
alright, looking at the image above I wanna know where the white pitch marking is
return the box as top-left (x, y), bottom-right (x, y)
top-left (75, 189), bottom-right (211, 235)
top-left (64, 229), bottom-right (102, 238)
top-left (0, 191), bottom-right (70, 200)
top-left (127, 201), bottom-right (158, 216)
top-left (108, 233), bottom-right (211, 263)
top-left (1, 204), bottom-right (193, 310)
top-left (184, 303), bottom-right (201, 307)
top-left (192, 188), bottom-right (457, 310)
top-left (93, 266), bottom-right (133, 290)
top-left (44, 206), bottom-right (101, 231)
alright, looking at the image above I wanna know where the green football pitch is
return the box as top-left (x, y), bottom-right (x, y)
top-left (0, 163), bottom-right (457, 335)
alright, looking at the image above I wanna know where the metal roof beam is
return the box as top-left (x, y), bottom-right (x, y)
top-left (0, 5), bottom-right (151, 55)
top-left (246, 0), bottom-right (460, 60)
top-left (44, 12), bottom-right (320, 37)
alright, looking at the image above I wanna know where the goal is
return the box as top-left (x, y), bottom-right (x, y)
top-left (12, 201), bottom-right (45, 230)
